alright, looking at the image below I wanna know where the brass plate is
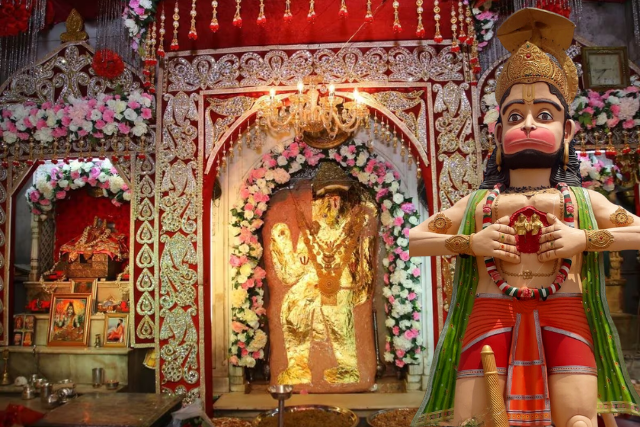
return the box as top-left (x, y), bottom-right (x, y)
top-left (253, 405), bottom-right (358, 427)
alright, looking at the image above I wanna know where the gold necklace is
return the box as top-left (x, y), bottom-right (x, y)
top-left (498, 259), bottom-right (559, 279)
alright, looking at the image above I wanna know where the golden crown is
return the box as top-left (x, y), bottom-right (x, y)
top-left (495, 8), bottom-right (578, 105)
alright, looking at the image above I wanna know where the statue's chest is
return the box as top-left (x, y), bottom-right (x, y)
top-left (489, 191), bottom-right (566, 222)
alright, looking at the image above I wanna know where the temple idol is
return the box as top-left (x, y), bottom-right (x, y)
top-left (0, 0), bottom-right (638, 426)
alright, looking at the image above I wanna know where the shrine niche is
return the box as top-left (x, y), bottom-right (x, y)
top-left (262, 162), bottom-right (378, 393)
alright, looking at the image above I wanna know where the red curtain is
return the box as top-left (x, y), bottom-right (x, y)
top-left (54, 189), bottom-right (130, 261)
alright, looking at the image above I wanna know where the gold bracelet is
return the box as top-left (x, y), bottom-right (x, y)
top-left (428, 212), bottom-right (453, 234)
top-left (584, 229), bottom-right (615, 251)
top-left (445, 234), bottom-right (475, 256)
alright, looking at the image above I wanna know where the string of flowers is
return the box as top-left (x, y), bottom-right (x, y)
top-left (0, 89), bottom-right (154, 145)
top-left (471, 0), bottom-right (499, 51)
top-left (124, 0), bottom-right (160, 52)
top-left (0, 0), bottom-right (32, 37)
top-left (229, 139), bottom-right (423, 369)
top-left (579, 154), bottom-right (622, 195)
top-left (26, 159), bottom-right (132, 216)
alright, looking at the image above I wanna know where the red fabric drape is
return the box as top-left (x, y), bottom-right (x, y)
top-left (54, 189), bottom-right (130, 261)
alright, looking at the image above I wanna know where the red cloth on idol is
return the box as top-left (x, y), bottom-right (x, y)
top-left (457, 294), bottom-right (596, 426)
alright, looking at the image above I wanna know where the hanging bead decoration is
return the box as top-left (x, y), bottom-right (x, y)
top-left (432, 0), bottom-right (443, 42)
top-left (170, 0), bottom-right (180, 50)
top-left (210, 0), bottom-right (219, 32)
top-left (365, 0), bottom-right (374, 22)
top-left (284, 0), bottom-right (293, 23)
top-left (188, 0), bottom-right (197, 39)
top-left (464, 0), bottom-right (473, 46)
top-left (157, 5), bottom-right (166, 57)
top-left (149, 22), bottom-right (158, 93)
top-left (308, 0), bottom-right (316, 22)
top-left (457, 1), bottom-right (466, 43)
top-left (339, 0), bottom-right (348, 18)
top-left (233, 0), bottom-right (242, 27)
top-left (392, 1), bottom-right (402, 33)
top-left (416, 0), bottom-right (425, 38)
top-left (257, 0), bottom-right (267, 25)
top-left (450, 0), bottom-right (459, 52)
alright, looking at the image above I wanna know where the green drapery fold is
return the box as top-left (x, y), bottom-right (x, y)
top-left (412, 187), bottom-right (639, 427)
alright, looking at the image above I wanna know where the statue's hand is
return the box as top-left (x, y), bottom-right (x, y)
top-left (537, 213), bottom-right (587, 261)
top-left (471, 216), bottom-right (520, 263)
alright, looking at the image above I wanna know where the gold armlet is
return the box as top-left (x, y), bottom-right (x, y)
top-left (584, 229), bottom-right (615, 251)
top-left (445, 234), bottom-right (475, 256)
top-left (428, 213), bottom-right (453, 234)
top-left (610, 207), bottom-right (634, 227)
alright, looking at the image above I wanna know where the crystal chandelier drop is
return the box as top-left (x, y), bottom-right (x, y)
top-left (257, 77), bottom-right (370, 139)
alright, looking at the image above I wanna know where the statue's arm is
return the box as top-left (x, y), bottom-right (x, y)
top-left (270, 223), bottom-right (305, 286)
top-left (587, 189), bottom-right (640, 251)
top-left (408, 194), bottom-right (471, 257)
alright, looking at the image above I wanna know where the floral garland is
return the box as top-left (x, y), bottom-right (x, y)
top-left (579, 154), bottom-right (622, 194)
top-left (0, 89), bottom-right (154, 145)
top-left (123, 0), bottom-right (159, 52)
top-left (93, 50), bottom-right (126, 80)
top-left (26, 160), bottom-right (132, 216)
top-left (472, 0), bottom-right (499, 51)
top-left (229, 139), bottom-right (423, 369)
top-left (571, 85), bottom-right (640, 132)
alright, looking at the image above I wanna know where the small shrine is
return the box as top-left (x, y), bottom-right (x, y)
top-left (0, 0), bottom-right (637, 426)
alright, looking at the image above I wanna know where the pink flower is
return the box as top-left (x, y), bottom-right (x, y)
top-left (623, 119), bottom-right (635, 129)
top-left (254, 266), bottom-right (266, 280)
top-left (376, 188), bottom-right (389, 201)
top-left (400, 251), bottom-right (410, 261)
top-left (388, 295), bottom-right (395, 304)
top-left (141, 108), bottom-right (152, 120)
top-left (118, 123), bottom-right (131, 134)
top-left (103, 109), bottom-right (115, 123)
top-left (70, 171), bottom-right (80, 180)
top-left (346, 159), bottom-right (355, 167)
top-left (241, 348), bottom-right (249, 357)
top-left (39, 199), bottom-right (51, 206)
top-left (28, 190), bottom-right (41, 202)
top-left (239, 185), bottom-right (250, 199)
top-left (230, 254), bottom-right (248, 267)
top-left (393, 217), bottom-right (404, 227)
top-left (392, 326), bottom-right (400, 336)
top-left (250, 168), bottom-right (266, 181)
top-left (229, 356), bottom-right (239, 365)
top-left (245, 203), bottom-right (254, 211)
top-left (403, 228), bottom-right (411, 237)
top-left (55, 191), bottom-right (66, 200)
top-left (254, 192), bottom-right (270, 203)
top-left (582, 107), bottom-right (595, 115)
top-left (412, 268), bottom-right (420, 277)
top-left (607, 117), bottom-right (620, 128)
top-left (396, 349), bottom-right (405, 358)
top-left (252, 351), bottom-right (261, 359)
top-left (401, 202), bottom-right (415, 214)
top-left (95, 120), bottom-right (106, 130)
top-left (348, 145), bottom-right (356, 154)
top-left (334, 153), bottom-right (342, 162)
top-left (78, 129), bottom-right (88, 137)
top-left (36, 119), bottom-right (47, 130)
top-left (239, 227), bottom-right (253, 244)
top-left (61, 116), bottom-right (72, 126)
top-left (413, 312), bottom-right (420, 321)
top-left (611, 104), bottom-right (621, 115)
top-left (407, 292), bottom-right (417, 301)
top-left (128, 101), bottom-right (141, 109)
top-left (395, 360), bottom-right (405, 368)
top-left (385, 342), bottom-right (391, 352)
top-left (383, 273), bottom-right (389, 284)
top-left (231, 321), bottom-right (248, 333)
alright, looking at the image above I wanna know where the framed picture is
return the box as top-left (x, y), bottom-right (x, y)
top-left (24, 315), bottom-right (35, 332)
top-left (103, 313), bottom-right (128, 347)
top-left (71, 279), bottom-right (97, 306)
top-left (582, 46), bottom-right (630, 90)
top-left (25, 281), bottom-right (73, 314)
top-left (23, 331), bottom-right (34, 346)
top-left (13, 314), bottom-right (24, 331)
top-left (95, 281), bottom-right (130, 314)
top-left (13, 332), bottom-right (22, 346)
top-left (47, 293), bottom-right (91, 346)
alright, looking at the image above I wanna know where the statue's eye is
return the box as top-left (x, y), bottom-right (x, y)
top-left (537, 111), bottom-right (553, 121)
top-left (508, 112), bottom-right (523, 123)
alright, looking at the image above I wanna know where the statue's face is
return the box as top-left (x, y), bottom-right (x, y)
top-left (313, 194), bottom-right (342, 226)
top-left (496, 82), bottom-right (575, 158)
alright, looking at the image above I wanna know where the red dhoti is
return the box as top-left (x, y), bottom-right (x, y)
top-left (457, 293), bottom-right (596, 426)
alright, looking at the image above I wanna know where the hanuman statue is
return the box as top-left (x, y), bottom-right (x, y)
top-left (410, 8), bottom-right (639, 427)
top-left (269, 162), bottom-right (377, 386)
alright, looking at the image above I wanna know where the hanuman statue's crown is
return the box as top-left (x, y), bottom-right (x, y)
top-left (495, 8), bottom-right (578, 105)
top-left (312, 162), bottom-right (353, 197)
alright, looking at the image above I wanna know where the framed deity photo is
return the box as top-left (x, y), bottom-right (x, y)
top-left (47, 294), bottom-right (91, 346)
top-left (25, 281), bottom-right (73, 314)
top-left (95, 281), bottom-right (130, 314)
top-left (103, 313), bottom-right (128, 347)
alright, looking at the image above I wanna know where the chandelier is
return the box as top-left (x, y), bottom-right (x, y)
top-left (257, 77), bottom-right (370, 139)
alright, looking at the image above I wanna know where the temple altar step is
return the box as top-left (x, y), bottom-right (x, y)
top-left (246, 377), bottom-right (406, 394)
top-left (213, 391), bottom-right (424, 422)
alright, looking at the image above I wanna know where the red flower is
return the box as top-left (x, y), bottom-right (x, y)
top-left (0, 1), bottom-right (32, 37)
top-left (536, 0), bottom-right (571, 18)
top-left (92, 49), bottom-right (125, 80)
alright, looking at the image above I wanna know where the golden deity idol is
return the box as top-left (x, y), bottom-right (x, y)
top-left (268, 163), bottom-right (377, 388)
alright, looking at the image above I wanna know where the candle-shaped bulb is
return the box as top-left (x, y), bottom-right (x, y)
top-left (269, 88), bottom-right (276, 99)
top-left (354, 88), bottom-right (360, 103)
top-left (329, 84), bottom-right (335, 96)
top-left (297, 81), bottom-right (304, 94)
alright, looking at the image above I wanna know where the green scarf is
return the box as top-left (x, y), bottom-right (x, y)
top-left (412, 187), bottom-right (640, 426)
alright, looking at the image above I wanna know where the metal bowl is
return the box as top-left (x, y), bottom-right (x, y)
top-left (366, 408), bottom-right (419, 427)
top-left (105, 380), bottom-right (119, 390)
top-left (254, 405), bottom-right (358, 427)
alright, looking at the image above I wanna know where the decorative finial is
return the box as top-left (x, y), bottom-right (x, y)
top-left (60, 9), bottom-right (88, 43)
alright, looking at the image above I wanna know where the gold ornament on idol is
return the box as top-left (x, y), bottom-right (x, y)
top-left (610, 207), bottom-right (634, 227)
top-left (457, 1), bottom-right (466, 43)
top-left (428, 213), bottom-right (453, 234)
top-left (494, 9), bottom-right (578, 104)
top-left (584, 229), bottom-right (614, 251)
top-left (445, 235), bottom-right (475, 256)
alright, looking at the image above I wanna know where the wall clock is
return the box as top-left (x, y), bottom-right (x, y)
top-left (582, 46), bottom-right (630, 91)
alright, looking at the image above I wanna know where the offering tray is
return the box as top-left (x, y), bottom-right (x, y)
top-left (366, 407), bottom-right (419, 427)
top-left (212, 418), bottom-right (252, 427)
top-left (253, 404), bottom-right (358, 427)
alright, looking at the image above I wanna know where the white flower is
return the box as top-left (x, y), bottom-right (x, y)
top-left (296, 155), bottom-right (306, 164)
top-left (124, 18), bottom-right (136, 29)
top-left (2, 132), bottom-right (17, 144)
top-left (409, 216), bottom-right (418, 225)
top-left (277, 156), bottom-right (287, 166)
top-left (124, 108), bottom-right (138, 121)
top-left (482, 92), bottom-right (497, 108)
top-left (90, 110), bottom-right (102, 121)
top-left (384, 352), bottom-right (394, 362)
top-left (608, 96), bottom-right (620, 105)
top-left (139, 0), bottom-right (152, 8)
top-left (58, 179), bottom-right (69, 189)
top-left (240, 356), bottom-right (256, 368)
top-left (383, 200), bottom-right (392, 209)
top-left (385, 318), bottom-right (395, 328)
top-left (595, 113), bottom-right (608, 126)
top-left (393, 193), bottom-right (404, 204)
top-left (132, 123), bottom-right (147, 137)
top-left (390, 181), bottom-right (399, 193)
top-left (123, 191), bottom-right (132, 201)
top-left (356, 152), bottom-right (368, 167)
top-left (397, 237), bottom-right (408, 247)
top-left (384, 172), bottom-right (394, 183)
top-left (114, 101), bottom-right (127, 114)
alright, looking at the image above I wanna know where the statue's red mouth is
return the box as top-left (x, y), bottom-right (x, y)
top-left (503, 127), bottom-right (557, 154)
